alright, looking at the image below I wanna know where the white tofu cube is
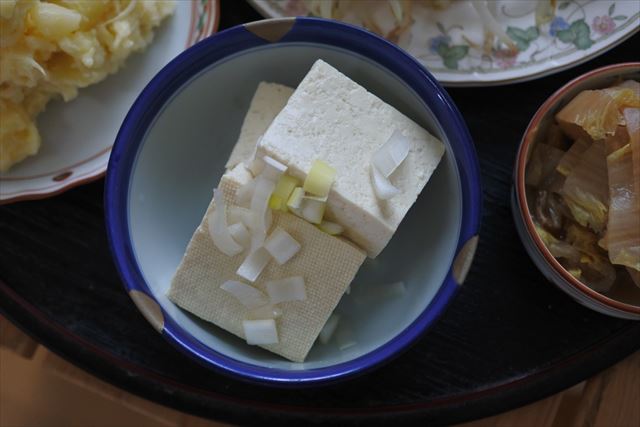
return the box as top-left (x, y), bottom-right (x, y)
top-left (169, 164), bottom-right (366, 362)
top-left (226, 82), bottom-right (294, 169)
top-left (257, 60), bottom-right (445, 257)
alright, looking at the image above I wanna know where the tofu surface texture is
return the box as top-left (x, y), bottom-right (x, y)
top-left (257, 60), bottom-right (446, 257)
top-left (226, 82), bottom-right (294, 169)
top-left (168, 164), bottom-right (366, 362)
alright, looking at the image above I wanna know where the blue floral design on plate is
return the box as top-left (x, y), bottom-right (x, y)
top-left (429, 35), bottom-right (451, 54)
top-left (550, 16), bottom-right (570, 36)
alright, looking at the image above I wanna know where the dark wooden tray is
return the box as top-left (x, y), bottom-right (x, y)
top-left (1, 2), bottom-right (639, 425)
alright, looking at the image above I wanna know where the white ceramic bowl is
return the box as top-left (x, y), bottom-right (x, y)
top-left (513, 62), bottom-right (640, 320)
top-left (105, 18), bottom-right (482, 385)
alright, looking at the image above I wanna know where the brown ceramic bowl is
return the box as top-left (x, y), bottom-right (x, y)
top-left (513, 62), bottom-right (640, 320)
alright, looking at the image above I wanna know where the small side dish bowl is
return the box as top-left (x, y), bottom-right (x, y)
top-left (513, 62), bottom-right (640, 320)
top-left (105, 17), bottom-right (482, 385)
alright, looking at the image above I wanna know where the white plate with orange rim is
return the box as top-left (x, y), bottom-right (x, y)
top-left (248, 0), bottom-right (639, 86)
top-left (0, 0), bottom-right (219, 204)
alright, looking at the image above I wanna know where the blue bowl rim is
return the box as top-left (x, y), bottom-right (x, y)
top-left (104, 17), bottom-right (482, 386)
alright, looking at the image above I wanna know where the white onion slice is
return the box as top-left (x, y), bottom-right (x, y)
top-left (244, 136), bottom-right (263, 176)
top-left (228, 222), bottom-right (250, 248)
top-left (261, 156), bottom-right (288, 181)
top-left (264, 227), bottom-right (301, 265)
top-left (236, 247), bottom-right (271, 282)
top-left (242, 319), bottom-right (279, 345)
top-left (370, 165), bottom-right (401, 200)
top-left (372, 130), bottom-right (411, 177)
top-left (220, 280), bottom-right (268, 309)
top-left (265, 207), bottom-right (273, 229)
top-left (208, 189), bottom-right (243, 257)
top-left (301, 196), bottom-right (326, 224)
top-left (318, 220), bottom-right (344, 236)
top-left (247, 158), bottom-right (265, 176)
top-left (250, 201), bottom-right (269, 252)
top-left (250, 230), bottom-right (267, 252)
top-left (246, 304), bottom-right (283, 320)
top-left (228, 207), bottom-right (258, 231)
top-left (319, 313), bottom-right (340, 344)
top-left (235, 179), bottom-right (256, 208)
top-left (250, 177), bottom-right (276, 236)
top-left (266, 276), bottom-right (306, 304)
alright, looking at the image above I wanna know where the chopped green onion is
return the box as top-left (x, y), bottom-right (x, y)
top-left (303, 160), bottom-right (336, 197)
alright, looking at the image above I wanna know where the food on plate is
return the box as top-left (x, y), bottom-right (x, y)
top-left (169, 59), bottom-right (445, 361)
top-left (303, 0), bottom-right (421, 42)
top-left (0, 0), bottom-right (175, 172)
top-left (527, 79), bottom-right (640, 293)
top-left (301, 0), bottom-right (553, 53)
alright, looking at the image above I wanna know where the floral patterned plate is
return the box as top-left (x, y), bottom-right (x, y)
top-left (0, 0), bottom-right (219, 204)
top-left (248, 0), bottom-right (639, 86)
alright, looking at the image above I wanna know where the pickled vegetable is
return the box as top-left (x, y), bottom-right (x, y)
top-left (555, 87), bottom-right (639, 142)
top-left (561, 140), bottom-right (609, 233)
top-left (526, 143), bottom-right (564, 187)
top-left (528, 79), bottom-right (640, 293)
top-left (606, 144), bottom-right (640, 271)
top-left (556, 138), bottom-right (590, 176)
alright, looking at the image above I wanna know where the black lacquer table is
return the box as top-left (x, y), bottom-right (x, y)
top-left (1, 2), bottom-right (639, 426)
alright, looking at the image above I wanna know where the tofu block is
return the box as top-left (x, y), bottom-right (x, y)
top-left (168, 164), bottom-right (366, 362)
top-left (226, 82), bottom-right (294, 169)
top-left (257, 60), bottom-right (445, 257)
